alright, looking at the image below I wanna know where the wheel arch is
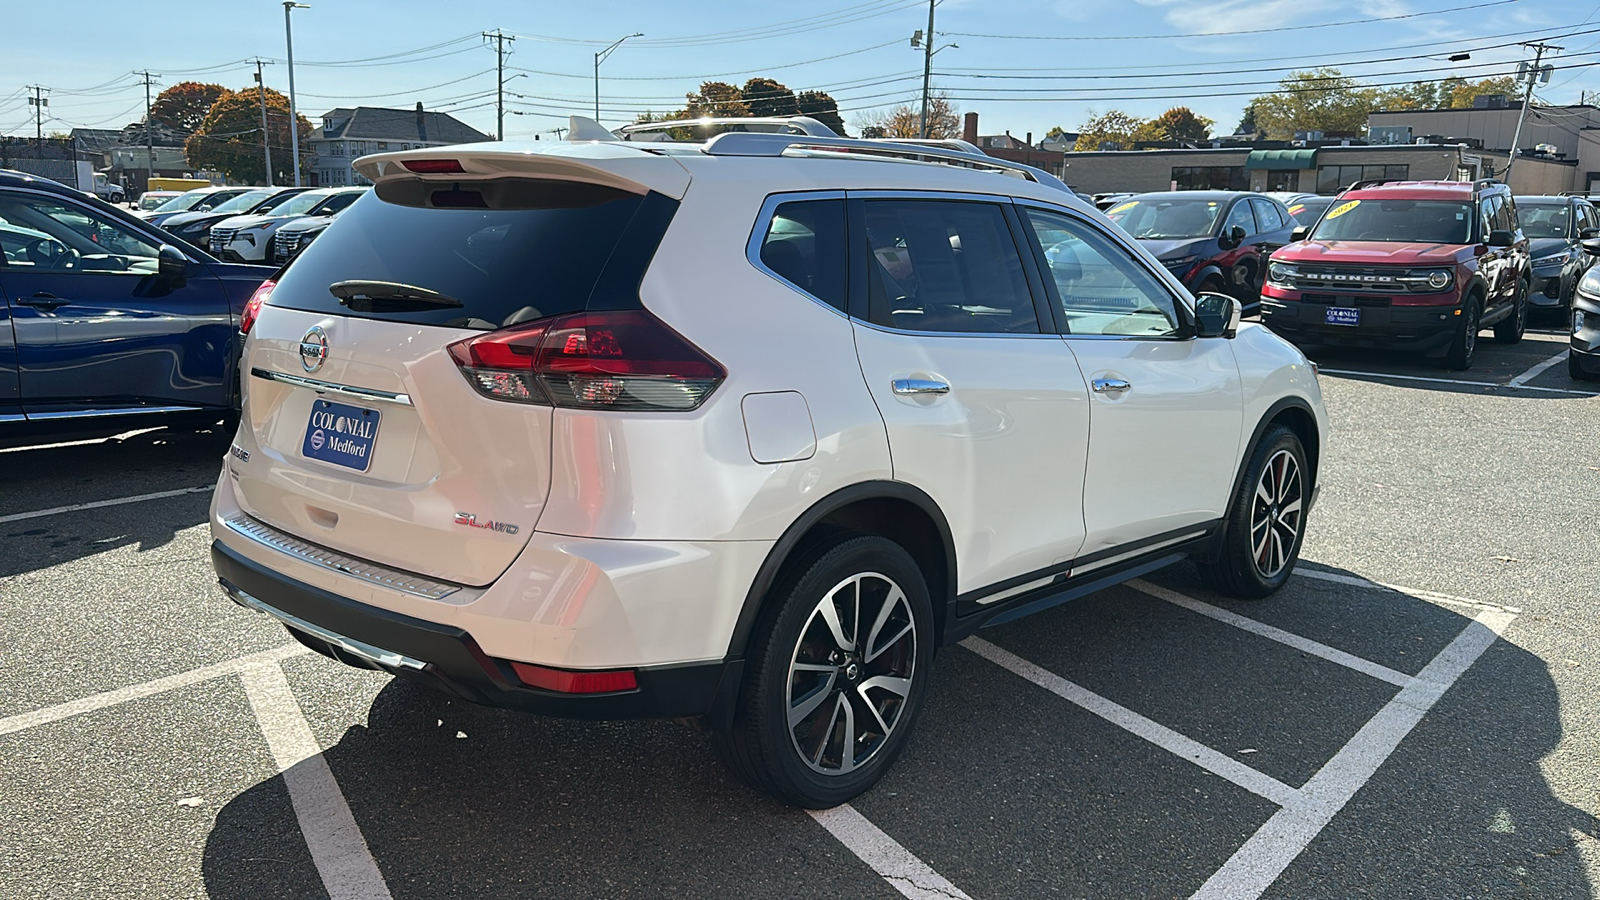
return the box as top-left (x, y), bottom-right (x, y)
top-left (1214, 396), bottom-right (1322, 552)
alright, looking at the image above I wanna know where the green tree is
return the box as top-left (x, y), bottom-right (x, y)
top-left (1131, 106), bottom-right (1214, 143)
top-left (684, 81), bottom-right (749, 118)
top-left (796, 90), bottom-right (847, 136)
top-left (1235, 104), bottom-right (1259, 137)
top-left (186, 87), bottom-right (311, 184)
top-left (742, 78), bottom-right (800, 118)
top-left (1249, 68), bottom-right (1375, 139)
top-left (151, 82), bottom-right (229, 133)
top-left (1439, 76), bottom-right (1518, 108)
top-left (1072, 109), bottom-right (1146, 151)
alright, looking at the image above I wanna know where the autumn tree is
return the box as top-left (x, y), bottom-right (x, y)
top-left (1249, 68), bottom-right (1376, 139)
top-left (1072, 109), bottom-right (1146, 151)
top-left (151, 82), bottom-right (229, 133)
top-left (742, 78), bottom-right (800, 118)
top-left (186, 87), bottom-right (312, 184)
top-left (684, 81), bottom-right (749, 118)
top-left (1131, 107), bottom-right (1214, 143)
top-left (1436, 76), bottom-right (1518, 108)
top-left (796, 90), bottom-right (847, 136)
top-left (852, 92), bottom-right (960, 139)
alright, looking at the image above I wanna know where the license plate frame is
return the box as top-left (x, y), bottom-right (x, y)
top-left (301, 399), bottom-right (381, 472)
top-left (1324, 306), bottom-right (1361, 327)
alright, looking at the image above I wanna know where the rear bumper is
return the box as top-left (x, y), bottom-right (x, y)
top-left (1260, 296), bottom-right (1461, 353)
top-left (212, 540), bottom-right (738, 718)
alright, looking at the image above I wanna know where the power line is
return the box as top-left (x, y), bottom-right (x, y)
top-left (946, 0), bottom-right (1518, 41)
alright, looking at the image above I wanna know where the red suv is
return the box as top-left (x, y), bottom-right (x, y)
top-left (1260, 180), bottom-right (1530, 370)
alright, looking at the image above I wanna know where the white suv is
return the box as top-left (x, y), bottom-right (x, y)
top-left (211, 118), bottom-right (1328, 807)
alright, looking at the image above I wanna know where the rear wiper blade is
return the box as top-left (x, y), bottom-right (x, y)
top-left (328, 280), bottom-right (463, 312)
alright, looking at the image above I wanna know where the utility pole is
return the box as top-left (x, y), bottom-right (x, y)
top-left (27, 86), bottom-right (47, 152)
top-left (135, 71), bottom-right (158, 183)
top-left (252, 59), bottom-right (275, 185)
top-left (284, 2), bottom-right (310, 187)
top-left (483, 30), bottom-right (514, 140)
top-left (1505, 41), bottom-right (1560, 182)
top-left (919, 0), bottom-right (936, 138)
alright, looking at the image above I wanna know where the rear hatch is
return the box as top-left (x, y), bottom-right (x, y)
top-left (233, 151), bottom-right (687, 586)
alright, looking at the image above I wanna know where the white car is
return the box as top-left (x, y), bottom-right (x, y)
top-left (208, 186), bottom-right (365, 263)
top-left (211, 118), bottom-right (1328, 808)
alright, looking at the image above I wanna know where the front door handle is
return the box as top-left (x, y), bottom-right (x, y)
top-left (1092, 378), bottom-right (1132, 394)
top-left (16, 293), bottom-right (69, 311)
top-left (892, 378), bottom-right (950, 395)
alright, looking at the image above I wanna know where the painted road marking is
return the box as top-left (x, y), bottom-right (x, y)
top-left (1127, 579), bottom-right (1413, 687)
top-left (1189, 608), bottom-right (1514, 900)
top-left (809, 804), bottom-right (974, 900)
top-left (962, 636), bottom-right (1300, 806)
top-left (1317, 367), bottom-right (1596, 396)
top-left (0, 485), bottom-right (212, 525)
top-left (0, 644), bottom-right (310, 736)
top-left (1295, 568), bottom-right (1522, 614)
top-left (1508, 350), bottom-right (1569, 388)
top-left (240, 662), bottom-right (394, 900)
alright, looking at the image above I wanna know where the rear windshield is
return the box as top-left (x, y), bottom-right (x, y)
top-left (271, 179), bottom-right (648, 329)
top-left (1310, 199), bottom-right (1472, 244)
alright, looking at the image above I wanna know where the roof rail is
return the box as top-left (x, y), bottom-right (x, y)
top-left (699, 132), bottom-right (1073, 193)
top-left (866, 137), bottom-right (987, 155)
top-left (615, 116), bottom-right (836, 140)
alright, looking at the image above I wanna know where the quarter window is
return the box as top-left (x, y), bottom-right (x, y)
top-left (757, 199), bottom-right (847, 312)
top-left (859, 199), bottom-right (1039, 334)
top-left (1021, 207), bottom-right (1183, 337)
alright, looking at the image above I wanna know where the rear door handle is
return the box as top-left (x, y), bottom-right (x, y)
top-left (1092, 378), bottom-right (1131, 394)
top-left (16, 293), bottom-right (69, 311)
top-left (892, 378), bottom-right (950, 395)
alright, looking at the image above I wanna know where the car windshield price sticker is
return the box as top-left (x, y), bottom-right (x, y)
top-left (1325, 200), bottom-right (1361, 220)
top-left (1325, 306), bottom-right (1361, 326)
top-left (302, 399), bottom-right (381, 471)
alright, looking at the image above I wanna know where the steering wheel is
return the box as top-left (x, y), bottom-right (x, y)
top-left (23, 237), bottom-right (66, 267)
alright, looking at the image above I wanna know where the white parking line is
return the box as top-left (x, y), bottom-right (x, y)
top-left (1295, 568), bottom-right (1522, 614)
top-left (961, 636), bottom-right (1300, 806)
top-left (1317, 367), bottom-right (1596, 396)
top-left (1508, 350), bottom-right (1570, 388)
top-left (0, 485), bottom-right (212, 525)
top-left (239, 662), bottom-right (394, 900)
top-left (0, 644), bottom-right (309, 737)
top-left (1189, 608), bottom-right (1514, 900)
top-left (1126, 579), bottom-right (1413, 687)
top-left (808, 804), bottom-right (974, 900)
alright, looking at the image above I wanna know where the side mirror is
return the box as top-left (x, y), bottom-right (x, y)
top-left (1581, 227), bottom-right (1599, 240)
top-left (1582, 237), bottom-right (1600, 256)
top-left (1219, 225), bottom-right (1247, 250)
top-left (157, 244), bottom-right (188, 287)
top-left (1486, 229), bottom-right (1514, 248)
top-left (1290, 226), bottom-right (1309, 242)
top-left (1194, 292), bottom-right (1241, 339)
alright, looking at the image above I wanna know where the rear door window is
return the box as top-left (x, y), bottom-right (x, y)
top-left (1224, 199), bottom-right (1257, 235)
top-left (1250, 198), bottom-right (1285, 232)
top-left (270, 180), bottom-right (662, 329)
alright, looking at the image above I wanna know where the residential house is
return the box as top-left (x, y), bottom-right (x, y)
top-left (311, 103), bottom-right (491, 186)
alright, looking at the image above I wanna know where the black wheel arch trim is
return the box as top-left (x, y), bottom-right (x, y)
top-left (1214, 395), bottom-right (1322, 555)
top-left (1191, 264), bottom-right (1227, 287)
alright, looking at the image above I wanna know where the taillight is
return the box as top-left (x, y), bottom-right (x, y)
top-left (510, 661), bottom-right (637, 694)
top-left (447, 309), bottom-right (725, 411)
top-left (240, 279), bottom-right (274, 336)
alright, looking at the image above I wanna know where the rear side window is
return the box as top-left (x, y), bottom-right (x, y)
top-left (758, 199), bottom-right (847, 311)
top-left (272, 179), bottom-right (658, 329)
top-left (1251, 198), bottom-right (1286, 232)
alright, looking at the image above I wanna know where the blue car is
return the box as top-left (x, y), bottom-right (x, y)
top-left (0, 169), bottom-right (273, 443)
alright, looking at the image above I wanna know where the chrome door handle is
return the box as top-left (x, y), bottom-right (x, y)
top-left (892, 378), bottom-right (950, 395)
top-left (1092, 378), bottom-right (1131, 394)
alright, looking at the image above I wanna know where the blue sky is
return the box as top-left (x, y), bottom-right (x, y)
top-left (2, 0), bottom-right (1597, 142)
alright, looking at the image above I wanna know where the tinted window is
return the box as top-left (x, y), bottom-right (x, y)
top-left (1313, 199), bottom-right (1473, 244)
top-left (316, 191), bottom-right (362, 215)
top-left (271, 180), bottom-right (653, 329)
top-left (1023, 208), bottom-right (1181, 337)
top-left (1493, 194), bottom-right (1515, 232)
top-left (861, 199), bottom-right (1038, 334)
top-left (1224, 200), bottom-right (1257, 235)
top-left (758, 199), bottom-right (846, 311)
top-left (1251, 198), bottom-right (1286, 232)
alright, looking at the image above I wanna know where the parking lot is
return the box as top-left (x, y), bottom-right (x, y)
top-left (2, 326), bottom-right (1598, 900)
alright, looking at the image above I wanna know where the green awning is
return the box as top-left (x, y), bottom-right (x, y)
top-left (1245, 149), bottom-right (1318, 170)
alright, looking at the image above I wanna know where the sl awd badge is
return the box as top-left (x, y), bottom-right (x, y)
top-left (299, 326), bottom-right (329, 373)
top-left (454, 512), bottom-right (521, 535)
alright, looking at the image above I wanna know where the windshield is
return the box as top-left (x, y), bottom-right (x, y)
top-left (1517, 203), bottom-right (1570, 240)
top-left (1286, 197), bottom-right (1335, 226)
top-left (139, 194), bottom-right (174, 210)
top-left (1310, 199), bottom-right (1472, 244)
top-left (210, 189), bottom-right (276, 214)
top-left (270, 191), bottom-right (334, 217)
top-left (1105, 198), bottom-right (1223, 239)
top-left (155, 190), bottom-right (213, 213)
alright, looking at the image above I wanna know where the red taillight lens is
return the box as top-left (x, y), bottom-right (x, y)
top-left (447, 310), bottom-right (725, 411)
top-left (510, 661), bottom-right (637, 694)
top-left (402, 158), bottom-right (466, 174)
top-left (240, 279), bottom-right (275, 336)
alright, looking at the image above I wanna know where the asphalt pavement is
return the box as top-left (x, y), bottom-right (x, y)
top-left (1, 327), bottom-right (1596, 899)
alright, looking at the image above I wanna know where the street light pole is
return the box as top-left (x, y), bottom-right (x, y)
top-left (284, 2), bottom-right (310, 187)
top-left (594, 33), bottom-right (643, 123)
top-left (919, 0), bottom-right (935, 138)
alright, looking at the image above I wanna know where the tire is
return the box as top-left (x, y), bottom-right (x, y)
top-left (1494, 276), bottom-right (1528, 344)
top-left (713, 535), bottom-right (934, 808)
top-left (1197, 275), bottom-right (1226, 296)
top-left (1572, 349), bottom-right (1600, 382)
top-left (1443, 293), bottom-right (1481, 371)
top-left (1197, 425), bottom-right (1309, 600)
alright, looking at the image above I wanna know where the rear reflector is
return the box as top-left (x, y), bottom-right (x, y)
top-left (240, 279), bottom-right (275, 336)
top-left (510, 661), bottom-right (638, 694)
top-left (402, 158), bottom-right (466, 174)
top-left (446, 309), bottom-right (725, 411)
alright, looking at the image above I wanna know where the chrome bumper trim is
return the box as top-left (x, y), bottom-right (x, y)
top-left (250, 368), bottom-right (413, 406)
top-left (221, 580), bottom-right (427, 671)
top-left (222, 512), bottom-right (461, 600)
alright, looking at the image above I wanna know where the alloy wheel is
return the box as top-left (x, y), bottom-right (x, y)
top-left (1250, 449), bottom-right (1303, 579)
top-left (786, 572), bottom-right (917, 775)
